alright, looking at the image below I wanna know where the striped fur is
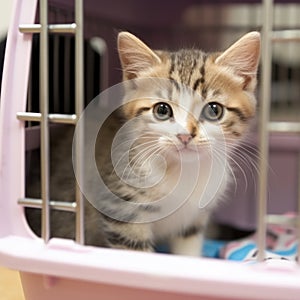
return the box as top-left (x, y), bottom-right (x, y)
top-left (91, 31), bottom-right (261, 254)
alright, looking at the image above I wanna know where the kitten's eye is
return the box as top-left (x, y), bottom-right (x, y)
top-left (153, 102), bottom-right (173, 121)
top-left (201, 102), bottom-right (224, 122)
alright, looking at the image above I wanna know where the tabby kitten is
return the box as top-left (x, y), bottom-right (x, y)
top-left (27, 31), bottom-right (260, 256)
top-left (83, 31), bottom-right (261, 256)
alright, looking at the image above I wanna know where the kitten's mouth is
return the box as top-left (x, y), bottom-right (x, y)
top-left (177, 145), bottom-right (197, 153)
top-left (175, 141), bottom-right (211, 155)
top-left (167, 139), bottom-right (212, 159)
top-left (171, 145), bottom-right (201, 163)
top-left (176, 145), bottom-right (198, 154)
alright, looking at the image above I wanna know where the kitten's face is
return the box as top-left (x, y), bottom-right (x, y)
top-left (117, 32), bottom-right (260, 163)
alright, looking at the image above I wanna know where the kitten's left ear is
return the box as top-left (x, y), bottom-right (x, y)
top-left (215, 32), bottom-right (260, 90)
top-left (118, 31), bottom-right (161, 80)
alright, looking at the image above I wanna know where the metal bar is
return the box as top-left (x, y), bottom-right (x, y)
top-left (90, 37), bottom-right (109, 92)
top-left (19, 23), bottom-right (77, 34)
top-left (268, 122), bottom-right (300, 133)
top-left (48, 114), bottom-right (77, 124)
top-left (17, 112), bottom-right (77, 124)
top-left (257, 0), bottom-right (273, 262)
top-left (86, 40), bottom-right (93, 102)
top-left (63, 36), bottom-right (71, 112)
top-left (53, 34), bottom-right (60, 113)
top-left (19, 24), bottom-right (41, 33)
top-left (40, 0), bottom-right (50, 243)
top-left (266, 214), bottom-right (297, 227)
top-left (49, 23), bottom-right (77, 34)
top-left (298, 154), bottom-right (300, 264)
top-left (272, 30), bottom-right (300, 43)
top-left (18, 198), bottom-right (77, 212)
top-left (75, 0), bottom-right (85, 245)
top-left (17, 112), bottom-right (41, 122)
top-left (27, 58), bottom-right (33, 127)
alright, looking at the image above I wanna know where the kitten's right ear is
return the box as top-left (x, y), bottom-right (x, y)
top-left (118, 32), bottom-right (161, 80)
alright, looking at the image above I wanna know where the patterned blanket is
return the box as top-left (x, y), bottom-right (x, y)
top-left (203, 217), bottom-right (298, 262)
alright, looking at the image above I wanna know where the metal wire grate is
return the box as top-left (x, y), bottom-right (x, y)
top-left (15, 0), bottom-right (300, 256)
top-left (258, 0), bottom-right (300, 262)
top-left (17, 0), bottom-right (86, 244)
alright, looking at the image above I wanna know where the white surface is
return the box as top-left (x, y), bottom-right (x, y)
top-left (0, 1), bottom-right (13, 39)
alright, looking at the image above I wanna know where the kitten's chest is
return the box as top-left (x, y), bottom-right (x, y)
top-left (150, 156), bottom-right (229, 236)
top-left (155, 155), bottom-right (226, 206)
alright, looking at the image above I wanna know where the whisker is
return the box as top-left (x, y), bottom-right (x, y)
top-left (218, 135), bottom-right (278, 196)
top-left (226, 137), bottom-right (260, 157)
top-left (211, 147), bottom-right (238, 193)
top-left (212, 148), bottom-right (238, 193)
top-left (110, 140), bottom-right (159, 178)
top-left (129, 145), bottom-right (166, 188)
top-left (231, 149), bottom-right (259, 192)
top-left (111, 132), bottom-right (162, 154)
top-left (137, 145), bottom-right (166, 186)
top-left (233, 148), bottom-right (260, 173)
top-left (126, 139), bottom-right (159, 154)
top-left (213, 144), bottom-right (249, 192)
top-left (111, 133), bottom-right (163, 166)
top-left (123, 143), bottom-right (163, 181)
top-left (225, 137), bottom-right (275, 185)
top-left (224, 138), bottom-right (262, 170)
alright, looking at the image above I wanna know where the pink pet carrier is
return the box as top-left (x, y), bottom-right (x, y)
top-left (1, 0), bottom-right (300, 299)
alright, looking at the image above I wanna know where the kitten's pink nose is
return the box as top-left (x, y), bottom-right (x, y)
top-left (177, 133), bottom-right (193, 145)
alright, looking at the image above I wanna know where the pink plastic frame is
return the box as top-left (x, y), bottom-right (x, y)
top-left (1, 1), bottom-right (300, 300)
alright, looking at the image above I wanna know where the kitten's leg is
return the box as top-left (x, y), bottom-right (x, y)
top-left (170, 215), bottom-right (209, 257)
top-left (170, 226), bottom-right (204, 257)
top-left (103, 218), bottom-right (153, 252)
